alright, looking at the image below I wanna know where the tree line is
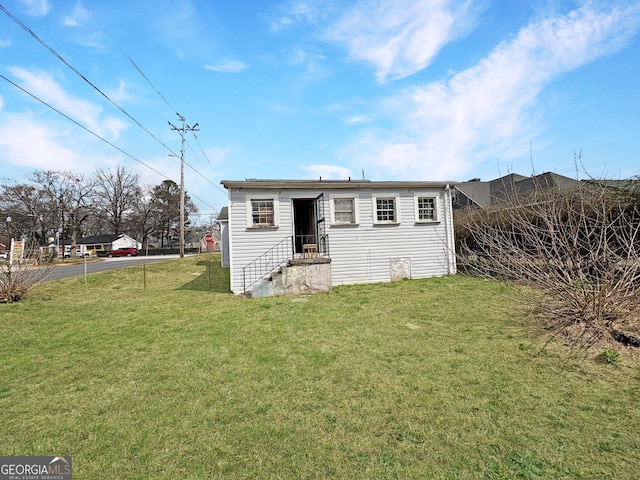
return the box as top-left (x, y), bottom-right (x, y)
top-left (0, 167), bottom-right (199, 250)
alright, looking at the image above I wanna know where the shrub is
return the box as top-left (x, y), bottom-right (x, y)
top-left (456, 178), bottom-right (640, 349)
top-left (0, 257), bottom-right (53, 303)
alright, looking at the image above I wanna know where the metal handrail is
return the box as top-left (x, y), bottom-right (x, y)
top-left (294, 234), bottom-right (330, 257)
top-left (242, 236), bottom-right (293, 294)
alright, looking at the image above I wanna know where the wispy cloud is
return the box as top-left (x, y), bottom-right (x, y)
top-left (327, 0), bottom-right (481, 83)
top-left (345, 115), bottom-right (371, 125)
top-left (269, 0), bottom-right (327, 32)
top-left (288, 47), bottom-right (329, 77)
top-left (150, 0), bottom-right (227, 63)
top-left (7, 67), bottom-right (127, 140)
top-left (204, 60), bottom-right (248, 73)
top-left (19, 0), bottom-right (50, 17)
top-left (0, 112), bottom-right (78, 170)
top-left (61, 2), bottom-right (91, 27)
top-left (344, 2), bottom-right (640, 179)
top-left (302, 163), bottom-right (353, 179)
top-left (0, 39), bottom-right (11, 48)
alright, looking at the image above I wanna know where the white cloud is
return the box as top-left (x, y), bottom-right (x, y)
top-left (151, 0), bottom-right (222, 61)
top-left (345, 115), bottom-right (371, 125)
top-left (0, 113), bottom-right (78, 170)
top-left (20, 0), bottom-right (50, 16)
top-left (203, 60), bottom-right (248, 73)
top-left (61, 3), bottom-right (91, 27)
top-left (102, 117), bottom-right (129, 142)
top-left (269, 1), bottom-right (326, 32)
top-left (302, 164), bottom-right (353, 179)
top-left (344, 2), bottom-right (640, 180)
top-left (200, 146), bottom-right (231, 166)
top-left (104, 79), bottom-right (136, 104)
top-left (0, 39), bottom-right (11, 48)
top-left (6, 67), bottom-right (126, 140)
top-left (327, 0), bottom-right (481, 82)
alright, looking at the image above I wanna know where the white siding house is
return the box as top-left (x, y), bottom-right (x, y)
top-left (221, 179), bottom-right (456, 295)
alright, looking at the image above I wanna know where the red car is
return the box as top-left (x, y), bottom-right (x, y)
top-left (106, 247), bottom-right (139, 257)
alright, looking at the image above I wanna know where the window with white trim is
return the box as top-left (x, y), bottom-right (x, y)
top-left (418, 197), bottom-right (435, 219)
top-left (250, 199), bottom-right (275, 226)
top-left (333, 197), bottom-right (356, 224)
top-left (416, 196), bottom-right (437, 222)
top-left (373, 196), bottom-right (399, 224)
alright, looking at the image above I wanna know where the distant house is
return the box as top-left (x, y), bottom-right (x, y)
top-left (39, 234), bottom-right (141, 258)
top-left (220, 179), bottom-right (456, 296)
top-left (453, 172), bottom-right (578, 210)
top-left (218, 207), bottom-right (229, 267)
top-left (77, 234), bottom-right (141, 254)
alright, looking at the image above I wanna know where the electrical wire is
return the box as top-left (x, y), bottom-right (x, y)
top-left (0, 73), bottom-right (169, 180)
top-left (79, 0), bottom-right (174, 109)
top-left (0, 73), bottom-right (220, 212)
top-left (1, 3), bottom-right (224, 209)
top-left (82, 1), bottom-right (223, 196)
top-left (0, 4), bottom-right (179, 158)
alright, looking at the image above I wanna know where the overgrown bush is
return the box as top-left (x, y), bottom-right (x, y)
top-left (0, 258), bottom-right (53, 303)
top-left (455, 180), bottom-right (640, 348)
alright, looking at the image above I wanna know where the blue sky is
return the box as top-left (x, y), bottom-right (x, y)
top-left (1, 0), bottom-right (639, 215)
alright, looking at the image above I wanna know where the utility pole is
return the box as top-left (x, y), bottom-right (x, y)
top-left (168, 113), bottom-right (198, 259)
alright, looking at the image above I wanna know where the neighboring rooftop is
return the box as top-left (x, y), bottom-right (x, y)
top-left (453, 172), bottom-right (579, 209)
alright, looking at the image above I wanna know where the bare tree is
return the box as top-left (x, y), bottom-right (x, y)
top-left (0, 181), bottom-right (48, 245)
top-left (93, 166), bottom-right (141, 234)
top-left (128, 186), bottom-right (157, 250)
top-left (456, 180), bottom-right (640, 349)
top-left (30, 171), bottom-right (93, 258)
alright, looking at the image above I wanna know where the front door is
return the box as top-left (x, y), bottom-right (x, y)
top-left (292, 198), bottom-right (317, 255)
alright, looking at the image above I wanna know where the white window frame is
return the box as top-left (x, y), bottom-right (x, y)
top-left (414, 194), bottom-right (440, 223)
top-left (330, 195), bottom-right (359, 226)
top-left (372, 194), bottom-right (400, 225)
top-left (246, 196), bottom-right (279, 228)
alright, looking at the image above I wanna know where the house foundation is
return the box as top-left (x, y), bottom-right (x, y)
top-left (249, 258), bottom-right (331, 298)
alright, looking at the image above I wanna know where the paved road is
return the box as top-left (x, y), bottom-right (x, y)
top-left (43, 255), bottom-right (182, 282)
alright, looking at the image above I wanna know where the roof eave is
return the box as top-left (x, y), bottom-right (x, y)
top-left (220, 179), bottom-right (456, 190)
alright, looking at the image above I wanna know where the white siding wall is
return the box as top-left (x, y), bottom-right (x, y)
top-left (327, 188), bottom-right (455, 286)
top-left (228, 188), bottom-right (295, 293)
top-left (227, 186), bottom-right (455, 293)
top-left (220, 220), bottom-right (230, 267)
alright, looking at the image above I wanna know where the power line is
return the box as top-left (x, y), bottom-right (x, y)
top-left (79, 2), bottom-right (224, 195)
top-left (77, 7), bottom-right (227, 198)
top-left (1, 3), bottom-right (223, 211)
top-left (192, 133), bottom-right (213, 165)
top-left (183, 147), bottom-right (228, 196)
top-left (0, 73), bottom-right (169, 180)
top-left (0, 4), bottom-right (178, 157)
top-left (0, 73), bottom-right (220, 212)
top-left (169, 113), bottom-right (199, 259)
top-left (79, 0), bottom-right (174, 109)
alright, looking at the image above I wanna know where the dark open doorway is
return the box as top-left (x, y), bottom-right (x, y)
top-left (292, 198), bottom-right (317, 255)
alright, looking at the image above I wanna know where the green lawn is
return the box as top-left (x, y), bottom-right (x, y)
top-left (1, 254), bottom-right (638, 479)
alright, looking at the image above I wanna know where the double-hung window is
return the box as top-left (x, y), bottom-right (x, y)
top-left (250, 199), bottom-right (275, 227)
top-left (373, 196), bottom-right (399, 224)
top-left (333, 197), bottom-right (356, 225)
top-left (415, 196), bottom-right (439, 222)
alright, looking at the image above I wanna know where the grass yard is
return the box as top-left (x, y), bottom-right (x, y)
top-left (1, 254), bottom-right (639, 479)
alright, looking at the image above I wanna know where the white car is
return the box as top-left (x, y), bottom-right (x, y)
top-left (0, 252), bottom-right (7, 260)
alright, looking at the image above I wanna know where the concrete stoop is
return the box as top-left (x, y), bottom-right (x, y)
top-left (248, 258), bottom-right (331, 298)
